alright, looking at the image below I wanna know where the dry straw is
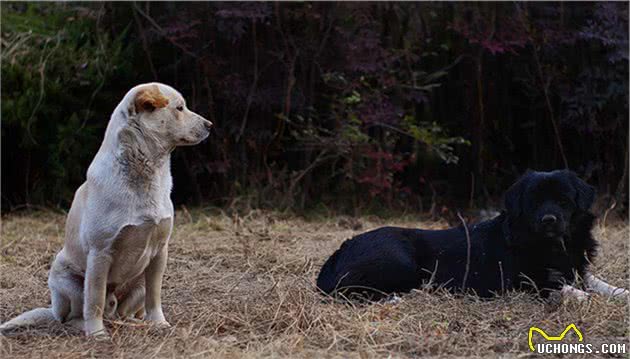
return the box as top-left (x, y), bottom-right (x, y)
top-left (1, 210), bottom-right (627, 358)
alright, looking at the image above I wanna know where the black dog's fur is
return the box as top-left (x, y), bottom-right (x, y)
top-left (317, 170), bottom-right (597, 300)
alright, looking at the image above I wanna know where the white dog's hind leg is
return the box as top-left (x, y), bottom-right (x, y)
top-left (64, 295), bottom-right (122, 336)
top-left (561, 285), bottom-right (590, 302)
top-left (585, 273), bottom-right (629, 298)
top-left (50, 285), bottom-right (72, 323)
top-left (0, 295), bottom-right (116, 336)
top-left (0, 273), bottom-right (86, 335)
top-left (0, 308), bottom-right (56, 334)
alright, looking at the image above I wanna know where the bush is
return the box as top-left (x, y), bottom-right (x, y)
top-left (1, 3), bottom-right (131, 207)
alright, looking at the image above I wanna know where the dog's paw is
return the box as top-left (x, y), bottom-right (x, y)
top-left (573, 290), bottom-right (590, 302)
top-left (146, 320), bottom-right (171, 334)
top-left (546, 269), bottom-right (564, 285)
top-left (561, 285), bottom-right (590, 302)
top-left (145, 315), bottom-right (171, 329)
top-left (144, 310), bottom-right (170, 328)
top-left (84, 318), bottom-right (110, 339)
top-left (150, 320), bottom-right (171, 328)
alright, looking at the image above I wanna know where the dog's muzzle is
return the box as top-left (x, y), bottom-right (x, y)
top-left (538, 214), bottom-right (564, 237)
top-left (192, 120), bottom-right (212, 143)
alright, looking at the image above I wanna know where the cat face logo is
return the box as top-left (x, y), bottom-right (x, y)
top-left (528, 324), bottom-right (584, 352)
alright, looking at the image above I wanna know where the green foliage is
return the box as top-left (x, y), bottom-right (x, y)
top-left (401, 116), bottom-right (470, 164)
top-left (341, 114), bottom-right (370, 144)
top-left (1, 3), bottom-right (131, 205)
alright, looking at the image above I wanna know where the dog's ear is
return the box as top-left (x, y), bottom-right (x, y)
top-left (132, 85), bottom-right (169, 114)
top-left (566, 171), bottom-right (595, 211)
top-left (504, 172), bottom-right (533, 217)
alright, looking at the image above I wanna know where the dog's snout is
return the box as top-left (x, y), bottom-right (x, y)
top-left (541, 214), bottom-right (557, 225)
top-left (203, 120), bottom-right (213, 131)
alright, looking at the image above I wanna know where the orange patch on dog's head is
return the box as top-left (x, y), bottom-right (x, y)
top-left (134, 85), bottom-right (169, 113)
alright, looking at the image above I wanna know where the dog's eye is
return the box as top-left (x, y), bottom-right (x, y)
top-left (176, 106), bottom-right (184, 112)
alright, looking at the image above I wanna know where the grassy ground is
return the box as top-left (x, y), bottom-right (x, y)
top-left (0, 209), bottom-right (628, 358)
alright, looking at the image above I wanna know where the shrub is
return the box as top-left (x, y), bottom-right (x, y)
top-left (1, 3), bottom-right (131, 207)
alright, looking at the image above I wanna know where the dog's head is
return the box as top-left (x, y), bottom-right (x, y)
top-left (127, 83), bottom-right (212, 147)
top-left (504, 170), bottom-right (595, 238)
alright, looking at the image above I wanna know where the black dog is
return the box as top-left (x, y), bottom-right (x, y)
top-left (317, 170), bottom-right (599, 300)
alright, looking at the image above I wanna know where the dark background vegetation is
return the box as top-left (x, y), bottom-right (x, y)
top-left (2, 2), bottom-right (628, 214)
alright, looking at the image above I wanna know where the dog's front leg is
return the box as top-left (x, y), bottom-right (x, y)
top-left (84, 251), bottom-right (112, 337)
top-left (585, 273), bottom-right (629, 298)
top-left (144, 244), bottom-right (170, 327)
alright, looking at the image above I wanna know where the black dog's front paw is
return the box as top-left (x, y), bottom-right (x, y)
top-left (546, 268), bottom-right (565, 286)
top-left (538, 268), bottom-right (567, 297)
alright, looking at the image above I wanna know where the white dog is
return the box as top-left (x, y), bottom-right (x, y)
top-left (0, 83), bottom-right (212, 337)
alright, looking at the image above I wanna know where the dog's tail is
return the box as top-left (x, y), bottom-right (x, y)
top-left (0, 308), bottom-right (56, 334)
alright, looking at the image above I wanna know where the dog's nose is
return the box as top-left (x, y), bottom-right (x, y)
top-left (541, 214), bottom-right (557, 225)
top-left (203, 120), bottom-right (213, 130)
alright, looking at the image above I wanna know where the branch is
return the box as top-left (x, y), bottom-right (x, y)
top-left (532, 45), bottom-right (568, 169)
top-left (132, 3), bottom-right (158, 80)
top-left (26, 34), bottom-right (62, 145)
top-left (237, 20), bottom-right (259, 142)
top-left (516, 4), bottom-right (569, 169)
top-left (132, 2), bottom-right (198, 59)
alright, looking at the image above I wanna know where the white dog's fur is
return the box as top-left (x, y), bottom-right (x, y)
top-left (0, 83), bottom-right (212, 337)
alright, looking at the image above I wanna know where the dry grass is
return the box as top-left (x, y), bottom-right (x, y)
top-left (0, 209), bottom-right (628, 358)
